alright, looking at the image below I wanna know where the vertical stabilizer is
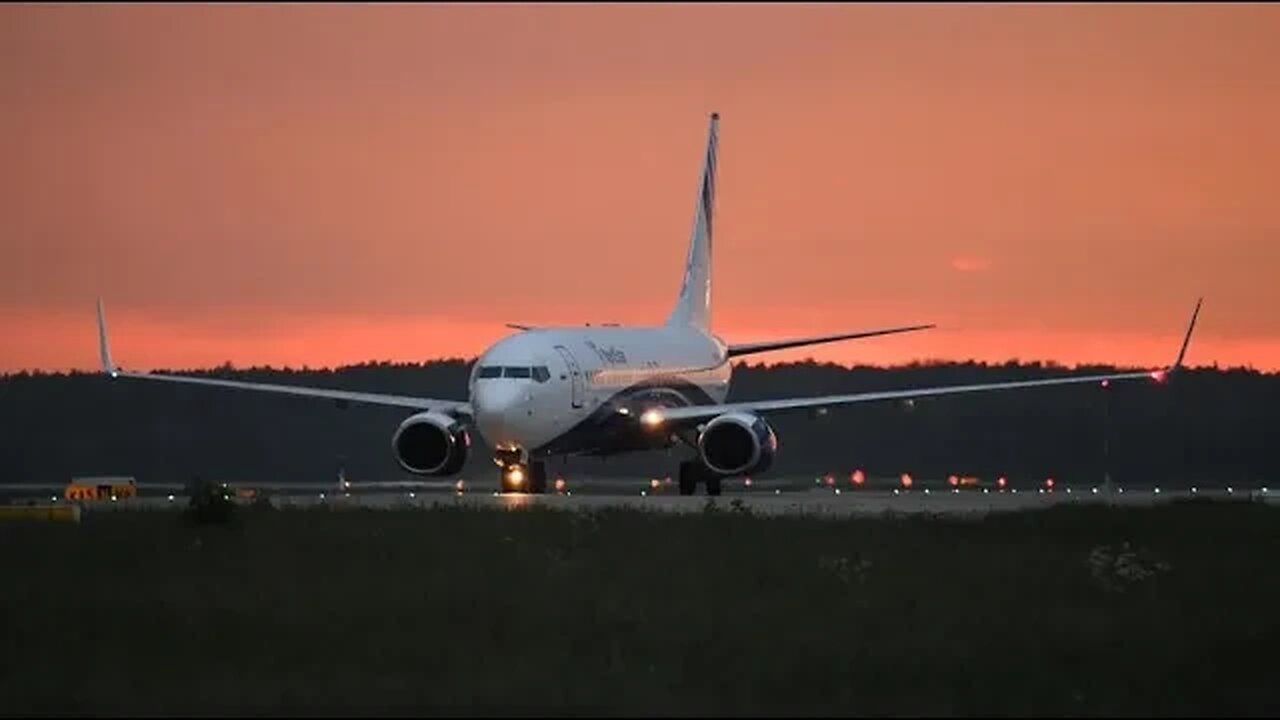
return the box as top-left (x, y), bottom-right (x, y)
top-left (666, 112), bottom-right (719, 330)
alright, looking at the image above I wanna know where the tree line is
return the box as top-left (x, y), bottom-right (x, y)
top-left (1, 359), bottom-right (1274, 488)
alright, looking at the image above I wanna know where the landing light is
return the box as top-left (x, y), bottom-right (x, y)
top-left (507, 468), bottom-right (524, 485)
top-left (640, 409), bottom-right (664, 427)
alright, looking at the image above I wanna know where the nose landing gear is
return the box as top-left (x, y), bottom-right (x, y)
top-left (498, 458), bottom-right (548, 494)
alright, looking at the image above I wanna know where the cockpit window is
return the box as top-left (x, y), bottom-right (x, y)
top-left (477, 366), bottom-right (502, 379)
top-left (532, 366), bottom-right (550, 383)
top-left (503, 366), bottom-right (531, 379)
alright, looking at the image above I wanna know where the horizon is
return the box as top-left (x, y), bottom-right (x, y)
top-left (3, 354), bottom-right (1268, 381)
top-left (4, 4), bottom-right (1278, 373)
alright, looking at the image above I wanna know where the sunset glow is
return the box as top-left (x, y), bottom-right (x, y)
top-left (3, 4), bottom-right (1278, 373)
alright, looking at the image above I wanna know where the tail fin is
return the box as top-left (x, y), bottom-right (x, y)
top-left (666, 112), bottom-right (719, 331)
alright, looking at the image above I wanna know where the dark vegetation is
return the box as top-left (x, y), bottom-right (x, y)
top-left (2, 501), bottom-right (1277, 716)
top-left (2, 359), bottom-right (1276, 488)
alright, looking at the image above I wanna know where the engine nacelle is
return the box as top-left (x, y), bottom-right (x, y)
top-left (391, 411), bottom-right (471, 476)
top-left (697, 411), bottom-right (778, 476)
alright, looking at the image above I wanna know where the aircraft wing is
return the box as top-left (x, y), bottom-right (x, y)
top-left (641, 299), bottom-right (1202, 428)
top-left (726, 323), bottom-right (935, 358)
top-left (96, 300), bottom-right (471, 416)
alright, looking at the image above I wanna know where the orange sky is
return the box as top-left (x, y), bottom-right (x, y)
top-left (3, 3), bottom-right (1279, 374)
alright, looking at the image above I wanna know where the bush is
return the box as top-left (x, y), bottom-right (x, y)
top-left (184, 477), bottom-right (235, 524)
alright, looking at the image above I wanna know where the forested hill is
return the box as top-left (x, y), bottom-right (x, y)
top-left (1, 360), bottom-right (1275, 488)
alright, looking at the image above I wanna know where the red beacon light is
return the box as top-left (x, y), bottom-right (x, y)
top-left (900, 473), bottom-right (914, 489)
top-left (948, 475), bottom-right (959, 487)
top-left (851, 470), bottom-right (866, 486)
top-left (997, 476), bottom-right (1008, 489)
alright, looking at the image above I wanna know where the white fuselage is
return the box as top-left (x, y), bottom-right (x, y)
top-left (468, 325), bottom-right (732, 457)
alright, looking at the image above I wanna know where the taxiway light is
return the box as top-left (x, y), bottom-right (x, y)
top-left (744, 477), bottom-right (753, 487)
top-left (167, 495), bottom-right (175, 502)
top-left (409, 492), bottom-right (416, 499)
top-left (834, 488), bottom-right (842, 495)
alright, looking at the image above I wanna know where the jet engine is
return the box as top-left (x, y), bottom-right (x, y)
top-left (697, 411), bottom-right (778, 476)
top-left (391, 411), bottom-right (471, 476)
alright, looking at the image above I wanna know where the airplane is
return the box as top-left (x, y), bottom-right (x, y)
top-left (94, 112), bottom-right (1203, 496)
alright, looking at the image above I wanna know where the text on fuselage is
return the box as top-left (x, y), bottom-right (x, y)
top-left (585, 341), bottom-right (628, 365)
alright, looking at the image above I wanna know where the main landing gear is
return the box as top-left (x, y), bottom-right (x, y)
top-left (678, 460), bottom-right (722, 497)
top-left (499, 459), bottom-right (548, 494)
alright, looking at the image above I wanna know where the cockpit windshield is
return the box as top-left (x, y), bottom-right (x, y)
top-left (477, 365), bottom-right (551, 383)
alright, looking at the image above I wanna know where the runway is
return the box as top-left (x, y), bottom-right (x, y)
top-left (6, 483), bottom-right (1270, 519)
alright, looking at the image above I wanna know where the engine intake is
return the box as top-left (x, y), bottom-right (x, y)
top-left (391, 411), bottom-right (470, 476)
top-left (697, 411), bottom-right (778, 476)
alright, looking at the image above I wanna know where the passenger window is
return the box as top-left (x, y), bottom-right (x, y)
top-left (532, 366), bottom-right (551, 383)
top-left (504, 367), bottom-right (531, 379)
top-left (478, 366), bottom-right (502, 379)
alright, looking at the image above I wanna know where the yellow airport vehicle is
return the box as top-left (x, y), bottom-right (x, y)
top-left (64, 476), bottom-right (137, 502)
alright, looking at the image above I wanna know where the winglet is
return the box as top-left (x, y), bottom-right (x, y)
top-left (96, 298), bottom-right (118, 377)
top-left (1171, 297), bottom-right (1202, 372)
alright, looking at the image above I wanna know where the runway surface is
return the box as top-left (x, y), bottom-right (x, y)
top-left (4, 481), bottom-right (1272, 518)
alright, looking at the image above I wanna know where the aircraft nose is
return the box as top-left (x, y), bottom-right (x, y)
top-left (473, 381), bottom-right (527, 445)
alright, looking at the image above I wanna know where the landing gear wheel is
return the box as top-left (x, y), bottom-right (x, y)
top-left (529, 461), bottom-right (547, 494)
top-left (678, 461), bottom-right (699, 496)
top-left (500, 466), bottom-right (524, 494)
top-left (704, 475), bottom-right (722, 496)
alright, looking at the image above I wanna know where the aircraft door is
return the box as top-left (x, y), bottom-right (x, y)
top-left (553, 345), bottom-right (585, 409)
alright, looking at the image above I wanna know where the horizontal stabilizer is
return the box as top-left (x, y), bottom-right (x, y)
top-left (726, 324), bottom-right (935, 358)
